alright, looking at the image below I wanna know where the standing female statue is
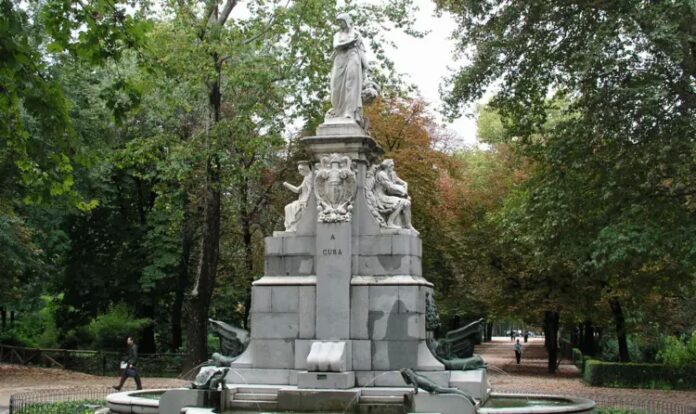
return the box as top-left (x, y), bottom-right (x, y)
top-left (327, 13), bottom-right (368, 125)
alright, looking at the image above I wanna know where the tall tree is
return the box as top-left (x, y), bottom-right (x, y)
top-left (438, 0), bottom-right (696, 363)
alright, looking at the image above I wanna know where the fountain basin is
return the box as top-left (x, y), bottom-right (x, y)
top-left (106, 389), bottom-right (169, 413)
top-left (478, 393), bottom-right (595, 414)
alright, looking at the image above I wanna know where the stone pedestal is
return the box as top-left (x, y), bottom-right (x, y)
top-left (226, 120), bottom-right (461, 392)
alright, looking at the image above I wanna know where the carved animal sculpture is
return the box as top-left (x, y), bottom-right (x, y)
top-left (399, 368), bottom-right (476, 405)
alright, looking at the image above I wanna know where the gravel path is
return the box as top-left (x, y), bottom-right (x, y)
top-left (479, 337), bottom-right (696, 412)
top-left (0, 364), bottom-right (187, 413)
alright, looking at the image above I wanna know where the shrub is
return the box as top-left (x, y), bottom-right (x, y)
top-left (0, 296), bottom-right (60, 348)
top-left (657, 332), bottom-right (696, 367)
top-left (583, 359), bottom-right (696, 390)
top-left (14, 400), bottom-right (104, 414)
top-left (88, 304), bottom-right (152, 350)
top-left (572, 347), bottom-right (583, 369)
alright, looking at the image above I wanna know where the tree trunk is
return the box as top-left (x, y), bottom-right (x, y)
top-left (172, 195), bottom-right (194, 351)
top-left (543, 310), bottom-right (560, 373)
top-left (486, 322), bottom-right (493, 342)
top-left (240, 177), bottom-right (255, 330)
top-left (1, 307), bottom-right (5, 330)
top-left (139, 306), bottom-right (157, 353)
top-left (609, 299), bottom-right (630, 362)
top-left (183, 163), bottom-right (221, 370)
top-left (581, 319), bottom-right (595, 356)
top-left (183, 56), bottom-right (223, 371)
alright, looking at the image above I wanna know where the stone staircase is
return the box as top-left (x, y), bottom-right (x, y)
top-left (227, 387), bottom-right (279, 411)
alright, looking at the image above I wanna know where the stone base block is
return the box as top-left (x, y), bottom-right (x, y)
top-left (355, 370), bottom-right (450, 387)
top-left (225, 368), bottom-right (296, 385)
top-left (449, 369), bottom-right (488, 401)
top-left (159, 389), bottom-right (220, 414)
top-left (278, 389), bottom-right (360, 412)
top-left (412, 393), bottom-right (476, 414)
top-left (297, 371), bottom-right (356, 389)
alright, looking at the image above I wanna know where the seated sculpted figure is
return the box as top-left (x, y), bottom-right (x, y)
top-left (374, 159), bottom-right (415, 231)
top-left (283, 162), bottom-right (312, 231)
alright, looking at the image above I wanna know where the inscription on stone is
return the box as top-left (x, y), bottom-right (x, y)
top-left (322, 249), bottom-right (343, 255)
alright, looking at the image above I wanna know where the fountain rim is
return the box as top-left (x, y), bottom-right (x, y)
top-left (477, 392), bottom-right (595, 414)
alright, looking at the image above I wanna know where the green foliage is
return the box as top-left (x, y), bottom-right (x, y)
top-left (572, 348), bottom-right (583, 369)
top-left (583, 359), bottom-right (696, 390)
top-left (87, 304), bottom-right (152, 350)
top-left (0, 296), bottom-right (60, 348)
top-left (599, 335), bottom-right (644, 363)
top-left (596, 410), bottom-right (643, 414)
top-left (657, 332), bottom-right (696, 367)
top-left (14, 400), bottom-right (105, 414)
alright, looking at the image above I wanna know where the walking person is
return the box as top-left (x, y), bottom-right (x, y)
top-left (113, 336), bottom-right (142, 390)
top-left (514, 339), bottom-right (523, 364)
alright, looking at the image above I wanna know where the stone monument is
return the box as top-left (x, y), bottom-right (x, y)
top-left (218, 12), bottom-right (487, 413)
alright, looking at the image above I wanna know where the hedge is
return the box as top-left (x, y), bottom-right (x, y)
top-left (583, 359), bottom-right (696, 390)
top-left (572, 348), bottom-right (583, 370)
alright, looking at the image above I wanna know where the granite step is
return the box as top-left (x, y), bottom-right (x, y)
top-left (359, 395), bottom-right (405, 404)
top-left (233, 392), bottom-right (277, 401)
top-left (227, 400), bottom-right (279, 410)
top-left (233, 386), bottom-right (280, 395)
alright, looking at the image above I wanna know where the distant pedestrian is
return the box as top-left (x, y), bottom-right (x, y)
top-left (514, 339), bottom-right (523, 364)
top-left (113, 336), bottom-right (142, 391)
top-left (523, 331), bottom-right (529, 343)
top-left (510, 329), bottom-right (514, 342)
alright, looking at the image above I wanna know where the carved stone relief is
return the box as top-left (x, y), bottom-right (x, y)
top-left (314, 153), bottom-right (356, 223)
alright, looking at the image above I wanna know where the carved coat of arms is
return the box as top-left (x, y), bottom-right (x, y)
top-left (314, 154), bottom-right (356, 223)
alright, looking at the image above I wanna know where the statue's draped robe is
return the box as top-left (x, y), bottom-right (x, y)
top-left (284, 175), bottom-right (312, 231)
top-left (330, 30), bottom-right (364, 119)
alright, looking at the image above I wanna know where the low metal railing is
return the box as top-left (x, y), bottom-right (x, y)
top-left (9, 387), bottom-right (109, 414)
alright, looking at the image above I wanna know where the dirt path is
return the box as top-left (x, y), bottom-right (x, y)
top-left (478, 337), bottom-right (696, 411)
top-left (0, 364), bottom-right (187, 413)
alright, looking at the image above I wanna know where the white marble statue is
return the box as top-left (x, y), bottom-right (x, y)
top-left (283, 162), bottom-right (312, 232)
top-left (326, 13), bottom-right (368, 126)
top-left (366, 159), bottom-right (416, 231)
top-left (314, 153), bottom-right (356, 223)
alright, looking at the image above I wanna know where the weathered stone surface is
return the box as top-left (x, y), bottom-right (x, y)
top-left (250, 313), bottom-right (299, 339)
top-left (265, 237), bottom-right (283, 255)
top-left (271, 286), bottom-right (299, 313)
top-left (294, 339), bottom-right (313, 370)
top-left (316, 222), bottom-right (351, 339)
top-left (416, 340), bottom-right (445, 371)
top-left (251, 286), bottom-right (272, 313)
top-left (358, 235), bottom-right (392, 255)
top-left (350, 286), bottom-right (369, 339)
top-left (283, 236), bottom-right (315, 256)
top-left (449, 369), bottom-right (488, 401)
top-left (369, 312), bottom-right (425, 340)
top-left (296, 371), bottom-right (356, 389)
top-left (251, 340), bottom-right (294, 369)
top-left (398, 285), bottom-right (425, 313)
top-left (265, 256), bottom-right (314, 276)
top-left (277, 388), bottom-right (360, 412)
top-left (159, 389), bottom-right (208, 414)
top-left (412, 393), bottom-right (476, 414)
top-left (226, 368), bottom-right (293, 385)
top-left (368, 286), bottom-right (399, 312)
top-left (298, 286), bottom-right (316, 338)
top-left (371, 340), bottom-right (419, 370)
top-left (351, 339), bottom-right (371, 370)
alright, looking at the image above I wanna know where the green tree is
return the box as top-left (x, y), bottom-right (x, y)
top-left (438, 0), bottom-right (696, 363)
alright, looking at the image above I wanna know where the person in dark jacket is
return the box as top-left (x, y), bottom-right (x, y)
top-left (113, 336), bottom-right (142, 390)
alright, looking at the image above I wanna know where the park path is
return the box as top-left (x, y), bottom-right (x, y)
top-left (477, 337), bottom-right (696, 411)
top-left (0, 363), bottom-right (187, 413)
